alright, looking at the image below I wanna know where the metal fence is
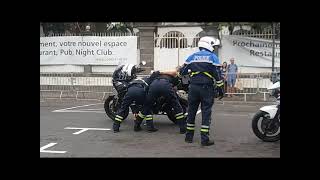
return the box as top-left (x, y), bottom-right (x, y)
top-left (231, 29), bottom-right (276, 40)
top-left (154, 32), bottom-right (200, 49)
top-left (223, 73), bottom-right (273, 101)
top-left (40, 73), bottom-right (114, 101)
top-left (41, 32), bottom-right (138, 37)
top-left (40, 72), bottom-right (275, 102)
top-left (155, 30), bottom-right (277, 49)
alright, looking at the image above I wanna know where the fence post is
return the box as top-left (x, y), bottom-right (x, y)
top-left (257, 74), bottom-right (260, 93)
top-left (101, 92), bottom-right (106, 101)
top-left (272, 23), bottom-right (276, 72)
top-left (70, 73), bottom-right (75, 91)
top-left (76, 91), bottom-right (79, 100)
top-left (60, 91), bottom-right (63, 100)
top-left (177, 36), bottom-right (180, 67)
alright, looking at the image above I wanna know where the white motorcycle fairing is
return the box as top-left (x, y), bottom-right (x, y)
top-left (268, 81), bottom-right (280, 90)
top-left (260, 105), bottom-right (278, 119)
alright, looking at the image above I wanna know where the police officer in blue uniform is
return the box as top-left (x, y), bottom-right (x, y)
top-left (135, 71), bottom-right (186, 133)
top-left (112, 64), bottom-right (160, 133)
top-left (179, 36), bottom-right (224, 146)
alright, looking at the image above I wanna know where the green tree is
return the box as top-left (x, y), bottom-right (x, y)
top-left (41, 22), bottom-right (134, 35)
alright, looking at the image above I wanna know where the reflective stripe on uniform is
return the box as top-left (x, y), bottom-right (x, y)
top-left (144, 114), bottom-right (153, 120)
top-left (190, 72), bottom-right (200, 77)
top-left (216, 80), bottom-right (224, 87)
top-left (115, 118), bottom-right (122, 122)
top-left (116, 115), bottom-right (123, 119)
top-left (175, 113), bottom-right (183, 117)
top-left (176, 115), bottom-right (185, 120)
top-left (191, 71), bottom-right (213, 79)
top-left (203, 72), bottom-right (213, 79)
top-left (201, 125), bottom-right (210, 129)
top-left (200, 129), bottom-right (209, 132)
top-left (138, 112), bottom-right (145, 118)
top-left (187, 123), bottom-right (195, 127)
top-left (187, 127), bottom-right (195, 130)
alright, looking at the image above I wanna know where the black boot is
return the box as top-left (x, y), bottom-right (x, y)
top-left (178, 119), bottom-right (186, 134)
top-left (201, 140), bottom-right (215, 146)
top-left (201, 132), bottom-right (214, 146)
top-left (145, 115), bottom-right (158, 132)
top-left (147, 127), bottom-right (158, 132)
top-left (113, 122), bottom-right (120, 133)
top-left (180, 128), bottom-right (186, 134)
top-left (134, 117), bottom-right (143, 132)
top-left (134, 124), bottom-right (142, 131)
top-left (185, 131), bottom-right (194, 143)
top-left (146, 121), bottom-right (158, 132)
top-left (147, 124), bottom-right (158, 132)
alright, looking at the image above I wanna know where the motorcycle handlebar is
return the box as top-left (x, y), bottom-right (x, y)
top-left (136, 68), bottom-right (145, 73)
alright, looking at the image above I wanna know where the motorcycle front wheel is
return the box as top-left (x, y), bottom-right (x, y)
top-left (104, 95), bottom-right (129, 121)
top-left (252, 111), bottom-right (280, 142)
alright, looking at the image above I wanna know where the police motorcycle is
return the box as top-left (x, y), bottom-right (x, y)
top-left (251, 74), bottom-right (280, 142)
top-left (104, 61), bottom-right (189, 124)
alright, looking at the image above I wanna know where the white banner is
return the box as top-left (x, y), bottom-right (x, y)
top-left (40, 36), bottom-right (137, 65)
top-left (219, 35), bottom-right (280, 72)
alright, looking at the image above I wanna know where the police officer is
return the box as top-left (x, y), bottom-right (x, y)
top-left (112, 64), bottom-right (159, 133)
top-left (179, 36), bottom-right (224, 146)
top-left (135, 70), bottom-right (186, 133)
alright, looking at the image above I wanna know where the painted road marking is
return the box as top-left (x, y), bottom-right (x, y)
top-left (53, 105), bottom-right (251, 117)
top-left (54, 110), bottom-right (105, 113)
top-left (40, 143), bottom-right (67, 154)
top-left (215, 113), bottom-right (250, 117)
top-left (54, 110), bottom-right (133, 113)
top-left (76, 108), bottom-right (104, 111)
top-left (64, 127), bottom-right (111, 135)
top-left (52, 103), bottom-right (103, 112)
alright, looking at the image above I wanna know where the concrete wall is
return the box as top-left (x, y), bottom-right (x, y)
top-left (40, 65), bottom-right (84, 73)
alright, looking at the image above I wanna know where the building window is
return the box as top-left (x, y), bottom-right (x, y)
top-left (160, 31), bottom-right (186, 48)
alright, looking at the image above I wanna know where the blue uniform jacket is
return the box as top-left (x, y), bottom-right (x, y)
top-left (180, 49), bottom-right (222, 84)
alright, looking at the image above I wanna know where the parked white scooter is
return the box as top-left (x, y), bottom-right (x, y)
top-left (252, 80), bottom-right (280, 142)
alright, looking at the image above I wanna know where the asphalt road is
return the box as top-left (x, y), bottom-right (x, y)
top-left (40, 100), bottom-right (280, 157)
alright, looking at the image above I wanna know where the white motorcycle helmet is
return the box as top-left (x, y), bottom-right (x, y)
top-left (198, 36), bottom-right (220, 52)
top-left (121, 63), bottom-right (137, 80)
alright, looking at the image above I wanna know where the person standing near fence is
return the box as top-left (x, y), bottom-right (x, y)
top-left (221, 62), bottom-right (228, 96)
top-left (226, 58), bottom-right (238, 97)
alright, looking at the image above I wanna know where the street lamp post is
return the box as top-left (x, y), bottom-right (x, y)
top-left (272, 22), bottom-right (275, 73)
top-left (271, 22), bottom-right (276, 82)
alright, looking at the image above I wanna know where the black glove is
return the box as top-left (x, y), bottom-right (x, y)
top-left (216, 80), bottom-right (224, 100)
